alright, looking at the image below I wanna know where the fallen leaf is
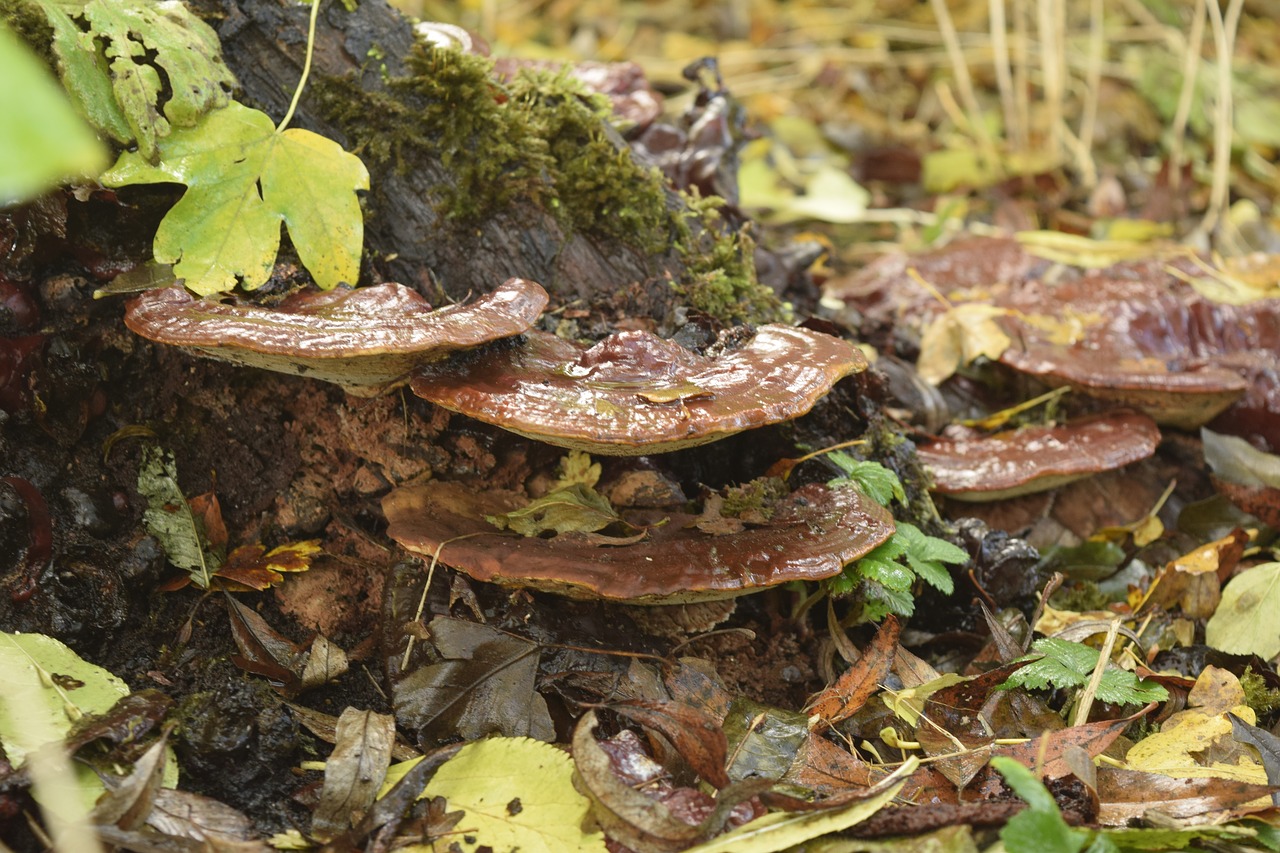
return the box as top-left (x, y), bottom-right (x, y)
top-left (486, 483), bottom-right (623, 537)
top-left (392, 617), bottom-right (553, 744)
top-left (311, 709), bottom-right (395, 840)
top-left (611, 700), bottom-right (731, 788)
top-left (808, 614), bottom-right (901, 728)
top-left (1125, 667), bottom-right (1266, 783)
top-left (916, 303), bottom-right (1012, 386)
top-left (1205, 562), bottom-right (1280, 659)
top-left (1228, 712), bottom-right (1280, 804)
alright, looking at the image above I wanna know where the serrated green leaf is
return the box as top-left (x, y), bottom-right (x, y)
top-left (0, 21), bottom-right (107, 203)
top-left (137, 445), bottom-right (216, 587)
top-left (863, 581), bottom-right (915, 619)
top-left (828, 455), bottom-right (905, 506)
top-left (102, 100), bottom-right (369, 294)
top-left (857, 555), bottom-right (915, 592)
top-left (487, 484), bottom-right (620, 537)
top-left (34, 0), bottom-right (233, 157)
top-left (1002, 638), bottom-right (1167, 704)
top-left (896, 523), bottom-right (968, 565)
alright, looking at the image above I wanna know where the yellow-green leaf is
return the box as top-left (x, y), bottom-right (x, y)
top-left (402, 737), bottom-right (606, 853)
top-left (0, 21), bottom-right (107, 204)
top-left (1206, 562), bottom-right (1280, 659)
top-left (102, 100), bottom-right (369, 295)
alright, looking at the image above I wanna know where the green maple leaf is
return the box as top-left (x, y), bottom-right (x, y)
top-left (101, 101), bottom-right (369, 294)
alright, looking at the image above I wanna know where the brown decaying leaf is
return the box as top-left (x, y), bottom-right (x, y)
top-left (1140, 528), bottom-right (1248, 618)
top-left (808, 614), bottom-right (901, 728)
top-left (215, 540), bottom-right (322, 591)
top-left (65, 689), bottom-right (173, 755)
top-left (91, 732), bottom-right (171, 830)
top-left (391, 617), bottom-right (553, 744)
top-left (288, 704), bottom-right (421, 763)
top-left (225, 595), bottom-right (304, 696)
top-left (571, 709), bottom-right (773, 853)
top-left (1229, 712), bottom-right (1280, 804)
top-left (610, 699), bottom-right (732, 788)
top-left (913, 660), bottom-right (1031, 788)
top-left (300, 635), bottom-right (349, 690)
top-left (1096, 766), bottom-right (1279, 825)
top-left (311, 708), bottom-right (396, 840)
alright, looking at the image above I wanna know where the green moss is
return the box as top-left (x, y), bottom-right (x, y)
top-left (1050, 580), bottom-right (1112, 613)
top-left (1241, 667), bottom-right (1280, 717)
top-left (722, 476), bottom-right (787, 519)
top-left (2, 0), bottom-right (56, 63)
top-left (673, 198), bottom-right (787, 326)
top-left (315, 45), bottom-right (782, 324)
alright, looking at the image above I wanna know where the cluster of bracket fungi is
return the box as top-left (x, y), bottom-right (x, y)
top-left (124, 280), bottom-right (897, 603)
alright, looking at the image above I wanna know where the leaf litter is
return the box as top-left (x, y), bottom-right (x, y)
top-left (8, 0), bottom-right (1280, 849)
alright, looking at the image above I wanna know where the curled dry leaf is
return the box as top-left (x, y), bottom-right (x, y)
top-left (124, 277), bottom-right (549, 395)
top-left (409, 325), bottom-right (866, 454)
top-left (311, 708), bottom-right (396, 840)
top-left (382, 480), bottom-right (895, 603)
top-left (808, 614), bottom-right (901, 728)
top-left (916, 411), bottom-right (1162, 501)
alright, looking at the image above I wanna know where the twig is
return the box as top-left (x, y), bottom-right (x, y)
top-left (989, 0), bottom-right (1020, 152)
top-left (1168, 0), bottom-right (1207, 190)
top-left (1198, 0), bottom-right (1244, 240)
top-left (1075, 0), bottom-right (1104, 188)
top-left (1073, 618), bottom-right (1119, 726)
top-left (930, 0), bottom-right (999, 168)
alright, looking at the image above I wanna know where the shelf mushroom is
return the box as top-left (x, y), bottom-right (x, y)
top-left (915, 410), bottom-right (1162, 501)
top-left (382, 480), bottom-right (896, 603)
top-left (123, 278), bottom-right (549, 395)
top-left (408, 325), bottom-right (867, 454)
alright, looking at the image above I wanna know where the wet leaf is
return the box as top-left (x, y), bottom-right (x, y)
top-left (215, 540), bottom-right (321, 591)
top-left (312, 709), bottom-right (395, 840)
top-left (1096, 766), bottom-right (1277, 824)
top-left (224, 596), bottom-right (304, 696)
top-left (404, 737), bottom-right (607, 853)
top-left (611, 700), bottom-right (731, 788)
top-left (0, 631), bottom-right (129, 814)
top-left (34, 0), bottom-right (234, 158)
top-left (392, 617), bottom-right (553, 743)
top-left (1202, 427), bottom-right (1280, 489)
top-left (1125, 667), bottom-right (1265, 783)
top-left (1002, 638), bottom-right (1168, 705)
top-left (487, 483), bottom-right (622, 537)
top-left (917, 303), bottom-right (1012, 386)
top-left (137, 446), bottom-right (217, 588)
top-left (1206, 562), bottom-right (1280, 659)
top-left (684, 759), bottom-right (914, 853)
top-left (102, 100), bottom-right (368, 295)
top-left (1228, 712), bottom-right (1280, 804)
top-left (809, 614), bottom-right (901, 727)
top-left (722, 699), bottom-right (809, 783)
top-left (0, 21), bottom-right (107, 204)
top-left (91, 732), bottom-right (168, 830)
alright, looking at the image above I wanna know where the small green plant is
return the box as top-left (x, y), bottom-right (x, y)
top-left (9, 0), bottom-right (368, 296)
top-left (1000, 637), bottom-right (1169, 705)
top-left (825, 455), bottom-right (967, 620)
top-left (991, 757), bottom-right (1114, 853)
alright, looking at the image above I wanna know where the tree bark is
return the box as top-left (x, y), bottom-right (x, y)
top-left (195, 0), bottom-right (690, 321)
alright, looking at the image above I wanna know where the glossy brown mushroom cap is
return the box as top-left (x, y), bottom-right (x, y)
top-left (409, 325), bottom-right (867, 454)
top-left (916, 410), bottom-right (1162, 501)
top-left (124, 278), bottom-right (549, 395)
top-left (382, 480), bottom-right (896, 603)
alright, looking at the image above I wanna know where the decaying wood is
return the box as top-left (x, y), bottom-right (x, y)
top-left (193, 0), bottom-right (691, 319)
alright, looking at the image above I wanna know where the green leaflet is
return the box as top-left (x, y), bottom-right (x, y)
top-left (102, 101), bottom-right (370, 294)
top-left (137, 445), bottom-right (217, 588)
top-left (487, 483), bottom-right (621, 538)
top-left (31, 0), bottom-right (234, 159)
top-left (1000, 637), bottom-right (1169, 705)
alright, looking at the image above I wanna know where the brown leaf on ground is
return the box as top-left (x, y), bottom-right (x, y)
top-left (311, 708), bottom-right (395, 840)
top-left (1097, 766), bottom-right (1278, 825)
top-left (611, 699), bottom-right (732, 788)
top-left (808, 614), bottom-right (901, 728)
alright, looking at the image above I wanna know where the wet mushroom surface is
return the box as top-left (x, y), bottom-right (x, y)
top-left (409, 324), bottom-right (867, 453)
top-left (915, 410), bottom-right (1162, 501)
top-left (381, 479), bottom-right (896, 602)
top-left (124, 278), bottom-right (549, 394)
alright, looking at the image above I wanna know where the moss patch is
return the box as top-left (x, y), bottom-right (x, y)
top-left (314, 44), bottom-right (785, 325)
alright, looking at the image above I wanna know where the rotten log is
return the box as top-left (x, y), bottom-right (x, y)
top-left (189, 0), bottom-right (760, 326)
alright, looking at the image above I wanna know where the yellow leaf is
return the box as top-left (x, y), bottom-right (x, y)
top-left (396, 738), bottom-right (606, 853)
top-left (1125, 667), bottom-right (1267, 784)
top-left (916, 304), bottom-right (1011, 385)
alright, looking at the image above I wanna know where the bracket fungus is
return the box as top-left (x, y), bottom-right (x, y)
top-left (916, 410), bottom-right (1162, 501)
top-left (382, 480), bottom-right (895, 603)
top-left (123, 278), bottom-right (549, 394)
top-left (409, 325), bottom-right (866, 454)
